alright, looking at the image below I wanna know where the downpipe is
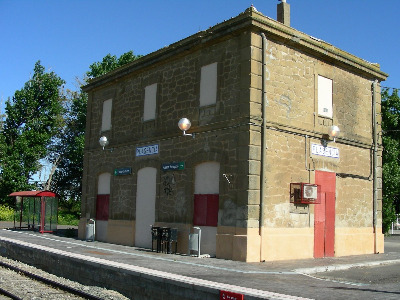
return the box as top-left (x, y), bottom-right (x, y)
top-left (372, 80), bottom-right (378, 253)
top-left (259, 32), bottom-right (267, 261)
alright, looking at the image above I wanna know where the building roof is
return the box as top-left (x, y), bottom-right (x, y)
top-left (83, 6), bottom-right (388, 92)
top-left (9, 191), bottom-right (59, 198)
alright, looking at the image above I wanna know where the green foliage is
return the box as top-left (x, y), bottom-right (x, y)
top-left (0, 61), bottom-right (65, 206)
top-left (0, 205), bottom-right (14, 221)
top-left (51, 50), bottom-right (141, 207)
top-left (49, 91), bottom-right (87, 202)
top-left (1, 51), bottom-right (141, 214)
top-left (381, 88), bottom-right (400, 233)
top-left (86, 50), bottom-right (142, 78)
top-left (58, 210), bottom-right (79, 226)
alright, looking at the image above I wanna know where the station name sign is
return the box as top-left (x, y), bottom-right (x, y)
top-left (136, 144), bottom-right (159, 157)
top-left (311, 143), bottom-right (339, 158)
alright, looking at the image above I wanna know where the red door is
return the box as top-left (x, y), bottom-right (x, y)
top-left (96, 194), bottom-right (110, 221)
top-left (193, 194), bottom-right (219, 227)
top-left (314, 171), bottom-right (336, 258)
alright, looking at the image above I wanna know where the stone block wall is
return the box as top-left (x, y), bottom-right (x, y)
top-left (249, 26), bottom-right (383, 260)
top-left (80, 7), bottom-right (386, 260)
top-left (80, 30), bottom-right (258, 253)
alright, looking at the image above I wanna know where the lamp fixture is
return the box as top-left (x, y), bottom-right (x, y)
top-left (322, 125), bottom-right (340, 147)
top-left (99, 136), bottom-right (114, 152)
top-left (178, 118), bottom-right (195, 137)
top-left (328, 125), bottom-right (340, 142)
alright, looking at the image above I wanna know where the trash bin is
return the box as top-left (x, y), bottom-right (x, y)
top-left (161, 227), bottom-right (170, 253)
top-left (188, 227), bottom-right (201, 257)
top-left (169, 228), bottom-right (178, 254)
top-left (151, 226), bottom-right (162, 252)
top-left (161, 228), bottom-right (178, 254)
top-left (86, 218), bottom-right (95, 242)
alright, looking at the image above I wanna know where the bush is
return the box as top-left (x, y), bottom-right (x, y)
top-left (383, 197), bottom-right (397, 234)
top-left (58, 211), bottom-right (79, 226)
top-left (0, 205), bottom-right (14, 221)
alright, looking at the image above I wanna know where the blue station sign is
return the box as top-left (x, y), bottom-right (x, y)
top-left (136, 144), bottom-right (159, 157)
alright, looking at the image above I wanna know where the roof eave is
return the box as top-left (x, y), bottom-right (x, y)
top-left (82, 7), bottom-right (387, 92)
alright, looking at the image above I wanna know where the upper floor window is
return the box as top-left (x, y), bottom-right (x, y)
top-left (200, 62), bottom-right (218, 107)
top-left (318, 75), bottom-right (333, 118)
top-left (143, 83), bottom-right (157, 121)
top-left (101, 99), bottom-right (112, 131)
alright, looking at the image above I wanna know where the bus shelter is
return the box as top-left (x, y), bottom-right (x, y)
top-left (9, 190), bottom-right (59, 233)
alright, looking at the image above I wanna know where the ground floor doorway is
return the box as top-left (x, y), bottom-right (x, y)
top-left (314, 170), bottom-right (336, 258)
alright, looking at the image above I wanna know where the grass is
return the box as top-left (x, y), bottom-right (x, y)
top-left (0, 205), bottom-right (79, 226)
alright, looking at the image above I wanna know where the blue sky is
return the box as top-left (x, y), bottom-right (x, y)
top-left (1, 0), bottom-right (399, 108)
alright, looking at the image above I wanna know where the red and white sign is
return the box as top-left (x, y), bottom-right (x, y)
top-left (220, 290), bottom-right (244, 300)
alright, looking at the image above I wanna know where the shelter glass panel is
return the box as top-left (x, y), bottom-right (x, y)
top-left (44, 197), bottom-right (58, 231)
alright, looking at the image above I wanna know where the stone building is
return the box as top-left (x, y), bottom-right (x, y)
top-left (79, 3), bottom-right (388, 262)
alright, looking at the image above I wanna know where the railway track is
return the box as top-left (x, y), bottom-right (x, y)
top-left (0, 259), bottom-right (102, 299)
top-left (0, 258), bottom-right (127, 300)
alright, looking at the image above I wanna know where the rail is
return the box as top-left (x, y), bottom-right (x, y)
top-left (0, 259), bottom-right (103, 300)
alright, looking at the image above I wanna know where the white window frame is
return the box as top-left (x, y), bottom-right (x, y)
top-left (101, 99), bottom-right (112, 131)
top-left (318, 75), bottom-right (333, 118)
top-left (199, 62), bottom-right (218, 107)
top-left (143, 83), bottom-right (157, 121)
top-left (98, 172), bottom-right (111, 194)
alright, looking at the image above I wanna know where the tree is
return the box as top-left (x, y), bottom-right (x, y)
top-left (86, 50), bottom-right (142, 78)
top-left (0, 52), bottom-right (141, 211)
top-left (0, 97), bottom-right (6, 176)
top-left (381, 88), bottom-right (400, 233)
top-left (47, 51), bottom-right (141, 214)
top-left (47, 91), bottom-right (87, 215)
top-left (0, 61), bottom-right (65, 206)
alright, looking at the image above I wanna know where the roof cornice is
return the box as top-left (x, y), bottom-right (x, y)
top-left (83, 7), bottom-right (387, 92)
top-left (248, 9), bottom-right (387, 81)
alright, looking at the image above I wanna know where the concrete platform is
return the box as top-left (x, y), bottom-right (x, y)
top-left (0, 226), bottom-right (400, 299)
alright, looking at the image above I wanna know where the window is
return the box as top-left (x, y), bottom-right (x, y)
top-left (143, 83), bottom-right (157, 121)
top-left (96, 173), bottom-right (111, 221)
top-left (101, 99), bottom-right (112, 131)
top-left (318, 76), bottom-right (333, 118)
top-left (199, 62), bottom-right (218, 107)
top-left (193, 162), bottom-right (220, 227)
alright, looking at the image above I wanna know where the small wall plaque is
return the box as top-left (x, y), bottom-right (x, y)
top-left (114, 167), bottom-right (132, 176)
top-left (162, 162), bottom-right (185, 171)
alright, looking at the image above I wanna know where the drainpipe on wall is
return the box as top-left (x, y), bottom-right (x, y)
top-left (372, 79), bottom-right (378, 253)
top-left (259, 32), bottom-right (267, 260)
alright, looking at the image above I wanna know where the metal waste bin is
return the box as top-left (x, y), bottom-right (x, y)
top-left (86, 218), bottom-right (95, 241)
top-left (188, 227), bottom-right (201, 257)
top-left (161, 227), bottom-right (178, 254)
top-left (151, 226), bottom-right (162, 252)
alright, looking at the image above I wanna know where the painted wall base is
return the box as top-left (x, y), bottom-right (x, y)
top-left (77, 218), bottom-right (87, 240)
top-left (261, 228), bottom-right (314, 261)
top-left (335, 227), bottom-right (384, 256)
top-left (216, 227), bottom-right (261, 262)
top-left (107, 220), bottom-right (135, 246)
top-left (79, 222), bottom-right (385, 262)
